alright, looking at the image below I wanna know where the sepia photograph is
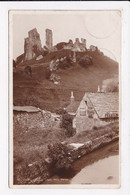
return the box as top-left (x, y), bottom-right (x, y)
top-left (9, 10), bottom-right (121, 188)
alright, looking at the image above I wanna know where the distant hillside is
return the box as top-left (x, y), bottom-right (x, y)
top-left (13, 50), bottom-right (118, 112)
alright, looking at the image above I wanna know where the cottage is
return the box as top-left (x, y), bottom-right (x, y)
top-left (66, 91), bottom-right (119, 133)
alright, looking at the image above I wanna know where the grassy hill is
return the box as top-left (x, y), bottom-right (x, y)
top-left (13, 49), bottom-right (118, 112)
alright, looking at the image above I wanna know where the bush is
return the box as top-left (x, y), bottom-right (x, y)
top-left (61, 113), bottom-right (75, 137)
top-left (47, 143), bottom-right (72, 170)
top-left (55, 108), bottom-right (67, 115)
top-left (24, 66), bottom-right (32, 77)
top-left (78, 55), bottom-right (93, 67)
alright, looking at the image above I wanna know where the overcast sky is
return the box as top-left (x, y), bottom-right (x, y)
top-left (12, 10), bottom-right (121, 63)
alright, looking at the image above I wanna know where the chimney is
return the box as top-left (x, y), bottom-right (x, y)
top-left (97, 85), bottom-right (101, 93)
top-left (70, 91), bottom-right (75, 105)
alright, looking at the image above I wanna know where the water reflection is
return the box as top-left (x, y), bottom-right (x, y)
top-left (44, 141), bottom-right (119, 185)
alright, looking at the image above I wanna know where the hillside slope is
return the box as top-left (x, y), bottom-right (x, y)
top-left (13, 50), bottom-right (118, 112)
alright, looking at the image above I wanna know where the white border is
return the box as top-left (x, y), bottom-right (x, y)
top-left (0, 1), bottom-right (130, 195)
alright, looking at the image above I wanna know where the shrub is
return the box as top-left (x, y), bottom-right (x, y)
top-left (24, 66), bottom-right (32, 77)
top-left (47, 143), bottom-right (72, 170)
top-left (55, 108), bottom-right (67, 115)
top-left (61, 113), bottom-right (75, 137)
top-left (78, 55), bottom-right (93, 67)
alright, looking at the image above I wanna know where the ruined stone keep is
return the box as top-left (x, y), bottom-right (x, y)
top-left (24, 28), bottom-right (42, 61)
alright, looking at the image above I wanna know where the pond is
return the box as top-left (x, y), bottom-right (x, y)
top-left (44, 141), bottom-right (119, 185)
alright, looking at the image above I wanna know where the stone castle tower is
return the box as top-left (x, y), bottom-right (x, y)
top-left (45, 29), bottom-right (53, 50)
top-left (24, 28), bottom-right (42, 61)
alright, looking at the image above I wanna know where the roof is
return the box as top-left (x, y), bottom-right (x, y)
top-left (13, 106), bottom-right (40, 113)
top-left (66, 101), bottom-right (80, 114)
top-left (85, 92), bottom-right (119, 118)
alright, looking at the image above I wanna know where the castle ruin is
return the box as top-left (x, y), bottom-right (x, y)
top-left (73, 38), bottom-right (86, 52)
top-left (24, 28), bottom-right (42, 61)
top-left (45, 29), bottom-right (53, 50)
top-left (22, 28), bottom-right (87, 62)
top-left (63, 38), bottom-right (87, 52)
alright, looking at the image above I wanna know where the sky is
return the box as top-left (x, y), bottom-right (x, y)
top-left (11, 10), bottom-right (121, 63)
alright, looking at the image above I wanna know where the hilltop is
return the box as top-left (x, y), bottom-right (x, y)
top-left (13, 49), bottom-right (118, 112)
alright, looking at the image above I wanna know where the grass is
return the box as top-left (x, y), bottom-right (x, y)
top-left (14, 125), bottom-right (67, 166)
top-left (14, 121), bottom-right (119, 167)
top-left (13, 50), bottom-right (118, 112)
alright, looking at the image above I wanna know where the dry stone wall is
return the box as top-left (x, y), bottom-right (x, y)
top-left (13, 110), bottom-right (52, 130)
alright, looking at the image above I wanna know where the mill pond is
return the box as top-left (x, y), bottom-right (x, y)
top-left (44, 141), bottom-right (119, 185)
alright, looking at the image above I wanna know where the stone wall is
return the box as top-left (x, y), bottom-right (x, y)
top-left (73, 38), bottom-right (86, 52)
top-left (61, 38), bottom-right (86, 52)
top-left (13, 110), bottom-right (52, 130)
top-left (74, 116), bottom-right (108, 133)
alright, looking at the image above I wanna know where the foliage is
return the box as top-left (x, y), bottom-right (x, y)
top-left (61, 112), bottom-right (75, 137)
top-left (55, 42), bottom-right (67, 50)
top-left (58, 56), bottom-right (73, 69)
top-left (55, 108), bottom-right (75, 137)
top-left (24, 66), bottom-right (32, 77)
top-left (47, 143), bottom-right (72, 170)
top-left (78, 55), bottom-right (93, 67)
top-left (55, 107), bottom-right (67, 115)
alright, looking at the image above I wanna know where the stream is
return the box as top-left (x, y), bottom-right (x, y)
top-left (44, 141), bottom-right (119, 185)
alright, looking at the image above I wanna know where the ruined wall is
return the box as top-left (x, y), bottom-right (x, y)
top-left (73, 38), bottom-right (86, 52)
top-left (46, 29), bottom-right (53, 50)
top-left (57, 38), bottom-right (86, 52)
top-left (24, 28), bottom-right (42, 61)
top-left (63, 40), bottom-right (73, 50)
top-left (13, 110), bottom-right (52, 130)
top-left (90, 45), bottom-right (97, 52)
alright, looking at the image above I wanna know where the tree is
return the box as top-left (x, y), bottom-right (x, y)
top-left (47, 143), bottom-right (72, 170)
top-left (78, 55), bottom-right (93, 67)
top-left (61, 112), bottom-right (75, 137)
top-left (24, 66), bottom-right (32, 77)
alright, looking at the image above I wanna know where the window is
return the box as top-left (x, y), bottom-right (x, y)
top-left (80, 108), bottom-right (86, 116)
